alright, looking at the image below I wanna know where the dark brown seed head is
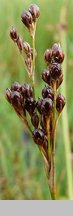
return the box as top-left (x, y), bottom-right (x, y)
top-left (42, 69), bottom-right (51, 85)
top-left (56, 94), bottom-right (65, 113)
top-left (44, 49), bottom-right (52, 64)
top-left (37, 99), bottom-right (43, 114)
top-left (21, 11), bottom-right (33, 29)
top-left (33, 128), bottom-right (47, 147)
top-left (29, 4), bottom-right (40, 22)
top-left (5, 88), bottom-right (11, 103)
top-left (21, 83), bottom-right (33, 98)
top-left (52, 43), bottom-right (64, 63)
top-left (50, 62), bottom-right (62, 80)
top-left (24, 97), bottom-right (36, 115)
top-left (11, 82), bottom-right (21, 92)
top-left (10, 27), bottom-right (18, 42)
top-left (41, 98), bottom-right (53, 116)
top-left (31, 112), bottom-right (39, 128)
top-left (11, 91), bottom-right (23, 108)
top-left (42, 86), bottom-right (54, 100)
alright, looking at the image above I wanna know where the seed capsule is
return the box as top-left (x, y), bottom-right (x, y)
top-left (33, 128), bottom-right (48, 147)
top-left (11, 82), bottom-right (21, 91)
top-left (44, 49), bottom-right (52, 64)
top-left (29, 4), bottom-right (40, 22)
top-left (42, 86), bottom-right (54, 100)
top-left (56, 94), bottom-right (65, 113)
top-left (41, 98), bottom-right (53, 116)
top-left (24, 97), bottom-right (36, 115)
top-left (21, 83), bottom-right (33, 98)
top-left (42, 69), bottom-right (51, 85)
top-left (11, 91), bottom-right (23, 109)
top-left (50, 62), bottom-right (62, 80)
top-left (10, 27), bottom-right (18, 42)
top-left (37, 99), bottom-right (43, 114)
top-left (52, 43), bottom-right (64, 63)
top-left (11, 91), bottom-right (23, 108)
top-left (31, 112), bottom-right (39, 128)
top-left (21, 11), bottom-right (33, 29)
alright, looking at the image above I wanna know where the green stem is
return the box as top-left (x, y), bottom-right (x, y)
top-left (60, 5), bottom-right (73, 200)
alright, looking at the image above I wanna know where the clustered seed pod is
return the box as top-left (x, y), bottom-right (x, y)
top-left (37, 98), bottom-right (53, 116)
top-left (21, 4), bottom-right (40, 33)
top-left (10, 27), bottom-right (18, 42)
top-left (42, 86), bottom-right (54, 100)
top-left (21, 11), bottom-right (33, 29)
top-left (52, 43), bottom-right (64, 64)
top-left (6, 3), bottom-right (66, 160)
top-left (42, 43), bottom-right (64, 89)
top-left (44, 49), bottom-right (52, 64)
top-left (29, 4), bottom-right (40, 22)
top-left (33, 128), bottom-right (48, 150)
top-left (10, 28), bottom-right (23, 52)
top-left (10, 27), bottom-right (34, 74)
top-left (5, 82), bottom-right (37, 118)
top-left (56, 94), bottom-right (65, 113)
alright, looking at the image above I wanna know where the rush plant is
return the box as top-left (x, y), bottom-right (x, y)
top-left (5, 4), bottom-right (65, 200)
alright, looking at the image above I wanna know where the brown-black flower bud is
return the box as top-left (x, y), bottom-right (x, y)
top-left (41, 98), bottom-right (53, 116)
top-left (37, 99), bottom-right (43, 114)
top-left (52, 43), bottom-right (64, 64)
top-left (29, 4), bottom-right (40, 22)
top-left (42, 86), bottom-right (54, 101)
top-left (42, 69), bottom-right (51, 85)
top-left (11, 91), bottom-right (23, 109)
top-left (21, 83), bottom-right (33, 98)
top-left (37, 98), bottom-right (53, 116)
top-left (5, 88), bottom-right (11, 103)
top-left (10, 27), bottom-right (18, 42)
top-left (11, 82), bottom-right (21, 91)
top-left (56, 94), bottom-right (65, 113)
top-left (33, 128), bottom-right (48, 148)
top-left (21, 11), bottom-right (33, 29)
top-left (44, 49), bottom-right (52, 64)
top-left (50, 62), bottom-right (62, 80)
top-left (31, 112), bottom-right (39, 128)
top-left (24, 97), bottom-right (36, 115)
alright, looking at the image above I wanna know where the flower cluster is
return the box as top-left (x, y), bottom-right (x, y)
top-left (6, 44), bottom-right (65, 157)
top-left (21, 4), bottom-right (40, 35)
top-left (6, 3), bottom-right (65, 173)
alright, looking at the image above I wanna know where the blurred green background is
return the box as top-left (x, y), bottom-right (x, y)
top-left (0, 0), bottom-right (73, 200)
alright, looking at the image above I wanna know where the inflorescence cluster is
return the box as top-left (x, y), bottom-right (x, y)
top-left (5, 3), bottom-right (66, 199)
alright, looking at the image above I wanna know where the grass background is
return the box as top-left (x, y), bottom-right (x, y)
top-left (0, 0), bottom-right (73, 199)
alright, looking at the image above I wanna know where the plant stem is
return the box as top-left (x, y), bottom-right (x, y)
top-left (59, 5), bottom-right (73, 200)
top-left (45, 83), bottom-right (56, 200)
top-left (31, 24), bottom-right (36, 99)
top-left (49, 83), bottom-right (57, 200)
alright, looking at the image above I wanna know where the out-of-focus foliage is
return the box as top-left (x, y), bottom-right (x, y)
top-left (0, 0), bottom-right (73, 200)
